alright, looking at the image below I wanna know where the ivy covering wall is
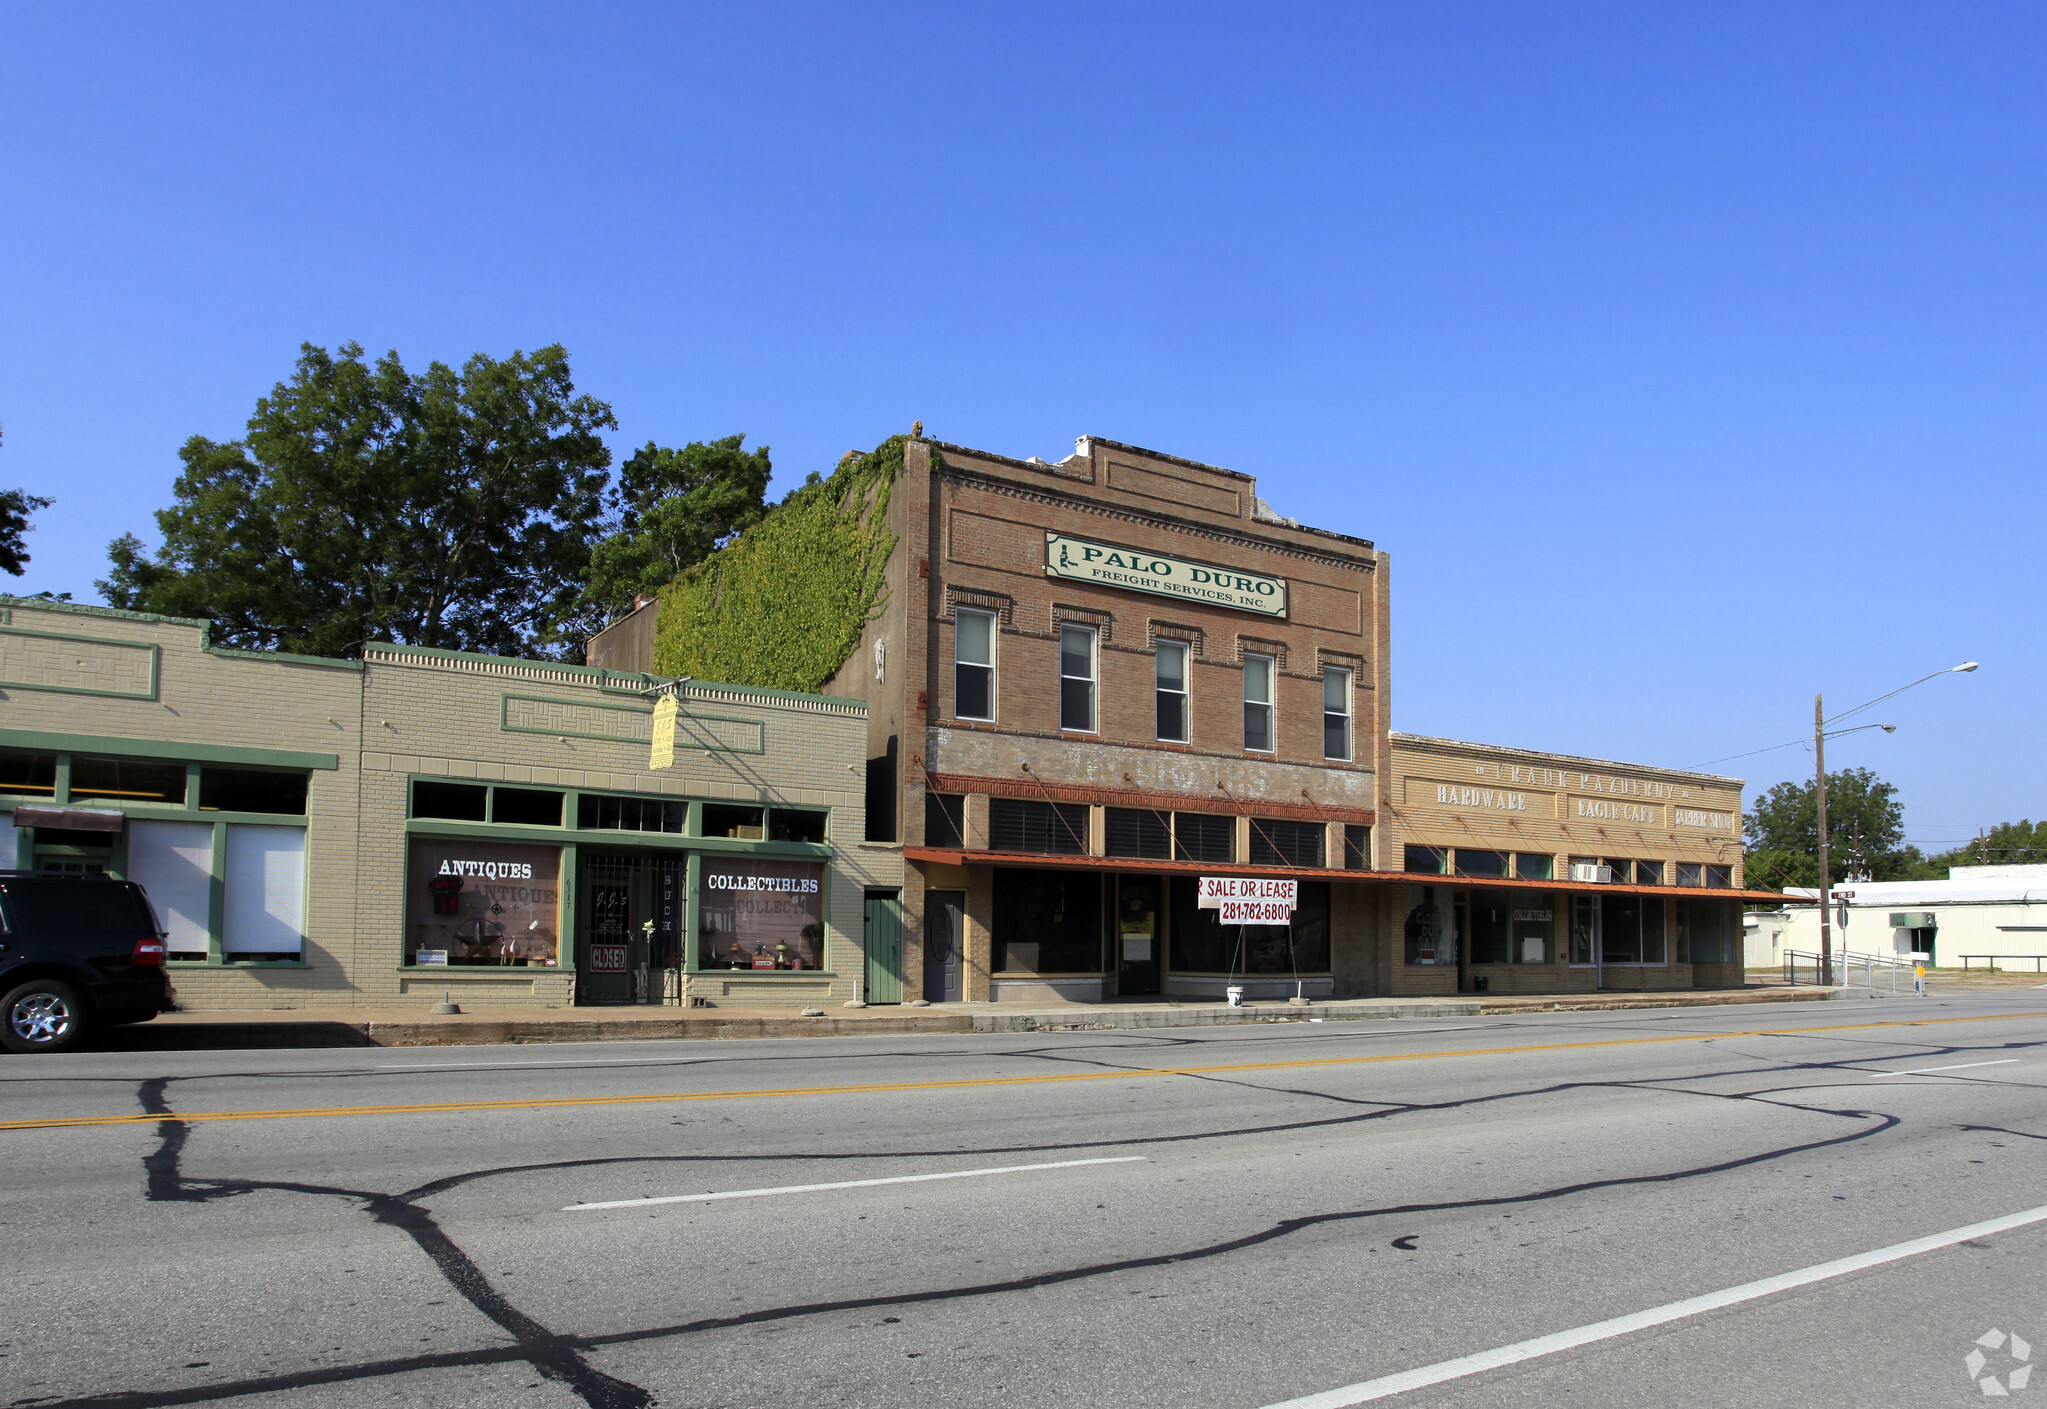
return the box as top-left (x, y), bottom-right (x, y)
top-left (650, 435), bottom-right (911, 693)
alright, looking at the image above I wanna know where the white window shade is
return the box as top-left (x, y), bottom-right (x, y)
top-left (223, 824), bottom-right (306, 956)
top-left (127, 820), bottom-right (214, 955)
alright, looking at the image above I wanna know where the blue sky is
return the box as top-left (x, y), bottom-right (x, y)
top-left (1, 2), bottom-right (2039, 848)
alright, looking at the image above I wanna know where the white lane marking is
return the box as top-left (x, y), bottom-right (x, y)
top-left (1259, 1202), bottom-right (2047, 1409)
top-left (564, 1156), bottom-right (1148, 1212)
top-left (1865, 1059), bottom-right (2019, 1077)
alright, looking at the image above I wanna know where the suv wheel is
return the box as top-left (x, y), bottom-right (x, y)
top-left (2, 980), bottom-right (86, 1054)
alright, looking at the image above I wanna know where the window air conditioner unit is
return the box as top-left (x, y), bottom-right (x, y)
top-left (1571, 862), bottom-right (1613, 884)
top-left (1889, 912), bottom-right (1936, 929)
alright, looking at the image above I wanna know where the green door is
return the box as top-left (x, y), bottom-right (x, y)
top-left (864, 890), bottom-right (903, 1004)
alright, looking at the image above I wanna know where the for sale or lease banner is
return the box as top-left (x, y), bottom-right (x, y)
top-left (1198, 876), bottom-right (1298, 909)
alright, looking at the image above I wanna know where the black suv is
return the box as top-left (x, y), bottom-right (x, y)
top-left (0, 875), bottom-right (174, 1054)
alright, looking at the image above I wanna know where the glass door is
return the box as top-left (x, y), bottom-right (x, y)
top-left (1117, 876), bottom-right (1160, 995)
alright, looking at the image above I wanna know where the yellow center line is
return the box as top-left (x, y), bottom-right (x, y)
top-left (6, 1010), bottom-right (2041, 1133)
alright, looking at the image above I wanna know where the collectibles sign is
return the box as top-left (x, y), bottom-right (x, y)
top-left (1198, 876), bottom-right (1297, 925)
top-left (1044, 533), bottom-right (1288, 618)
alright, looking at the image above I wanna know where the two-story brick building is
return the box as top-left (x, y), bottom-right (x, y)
top-left (814, 435), bottom-right (1390, 1002)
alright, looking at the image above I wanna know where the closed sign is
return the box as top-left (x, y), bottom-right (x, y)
top-left (588, 945), bottom-right (629, 972)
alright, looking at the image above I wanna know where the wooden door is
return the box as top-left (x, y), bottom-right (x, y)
top-left (863, 890), bottom-right (903, 1004)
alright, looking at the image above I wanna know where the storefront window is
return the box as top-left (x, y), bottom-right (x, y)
top-left (1705, 864), bottom-right (1733, 889)
top-left (1678, 898), bottom-right (1736, 961)
top-left (1403, 884), bottom-right (1457, 965)
top-left (1515, 853), bottom-right (1554, 881)
top-left (993, 869), bottom-right (1101, 972)
top-left (1167, 878), bottom-right (1330, 973)
top-left (1570, 895), bottom-right (1598, 964)
top-left (925, 794), bottom-right (964, 848)
top-left (582, 793), bottom-right (688, 833)
top-left (1636, 860), bottom-right (1664, 886)
top-left (698, 858), bottom-right (826, 970)
top-left (1343, 824), bottom-right (1371, 869)
top-left (1468, 890), bottom-right (1512, 964)
top-left (1513, 901), bottom-right (1556, 963)
top-left (407, 840), bottom-right (562, 967)
top-left (1598, 894), bottom-right (1667, 964)
top-left (990, 798), bottom-right (1089, 855)
top-left (1674, 862), bottom-right (1704, 887)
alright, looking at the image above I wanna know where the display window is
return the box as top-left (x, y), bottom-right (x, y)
top-left (1402, 884), bottom-right (1458, 966)
top-left (1167, 878), bottom-right (1330, 974)
top-left (699, 858), bottom-right (826, 970)
top-left (407, 840), bottom-right (562, 967)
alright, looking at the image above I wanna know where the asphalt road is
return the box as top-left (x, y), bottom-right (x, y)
top-left (6, 991), bottom-right (2047, 1409)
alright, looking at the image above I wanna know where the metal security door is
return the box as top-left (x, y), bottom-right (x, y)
top-left (578, 854), bottom-right (637, 1005)
top-left (864, 890), bottom-right (903, 1004)
top-left (923, 890), bottom-right (964, 1002)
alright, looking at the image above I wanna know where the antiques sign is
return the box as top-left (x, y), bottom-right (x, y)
top-left (1045, 533), bottom-right (1288, 618)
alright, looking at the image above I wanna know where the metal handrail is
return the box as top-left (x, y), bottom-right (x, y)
top-left (1959, 955), bottom-right (2047, 974)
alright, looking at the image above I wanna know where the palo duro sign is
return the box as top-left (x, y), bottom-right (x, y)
top-left (1044, 532), bottom-right (1288, 618)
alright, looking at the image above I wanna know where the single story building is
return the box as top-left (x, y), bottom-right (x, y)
top-left (0, 596), bottom-right (892, 1009)
top-left (1758, 865), bottom-right (2047, 970)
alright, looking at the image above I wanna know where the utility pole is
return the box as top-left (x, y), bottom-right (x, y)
top-left (1816, 692), bottom-right (1832, 986)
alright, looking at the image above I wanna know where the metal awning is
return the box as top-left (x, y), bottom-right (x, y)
top-left (903, 846), bottom-right (1800, 903)
top-left (10, 806), bottom-right (125, 833)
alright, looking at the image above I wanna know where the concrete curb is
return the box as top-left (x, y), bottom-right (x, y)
top-left (99, 985), bottom-right (1851, 1050)
top-left (970, 986), bottom-right (1838, 1032)
top-left (98, 1013), bottom-right (975, 1051)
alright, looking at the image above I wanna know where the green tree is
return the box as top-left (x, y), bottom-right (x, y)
top-left (1742, 766), bottom-right (1908, 892)
top-left (0, 426), bottom-right (54, 577)
top-left (0, 488), bottom-right (52, 578)
top-left (99, 342), bottom-right (615, 659)
top-left (580, 435), bottom-right (771, 621)
top-left (1910, 819), bottom-right (2047, 876)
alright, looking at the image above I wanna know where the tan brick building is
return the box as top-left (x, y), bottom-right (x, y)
top-left (1383, 734), bottom-right (1749, 994)
top-left (0, 597), bottom-right (885, 1010)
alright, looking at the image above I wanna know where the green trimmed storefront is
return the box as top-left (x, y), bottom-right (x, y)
top-left (0, 598), bottom-right (894, 1010)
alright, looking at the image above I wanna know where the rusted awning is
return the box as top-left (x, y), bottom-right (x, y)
top-left (903, 846), bottom-right (1801, 904)
top-left (10, 806), bottom-right (125, 833)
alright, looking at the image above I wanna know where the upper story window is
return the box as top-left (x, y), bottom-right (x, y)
top-left (1155, 641), bottom-right (1189, 743)
top-left (1322, 667), bottom-right (1352, 761)
top-left (1242, 654), bottom-right (1274, 752)
top-left (954, 610), bottom-right (995, 721)
top-left (1059, 625), bottom-right (1096, 733)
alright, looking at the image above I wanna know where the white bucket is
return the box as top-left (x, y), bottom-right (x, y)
top-left (1226, 985), bottom-right (1245, 1007)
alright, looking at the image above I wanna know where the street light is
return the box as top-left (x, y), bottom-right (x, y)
top-left (1814, 663), bottom-right (1979, 984)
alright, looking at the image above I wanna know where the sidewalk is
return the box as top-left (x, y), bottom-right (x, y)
top-left (98, 982), bottom-right (1843, 1050)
